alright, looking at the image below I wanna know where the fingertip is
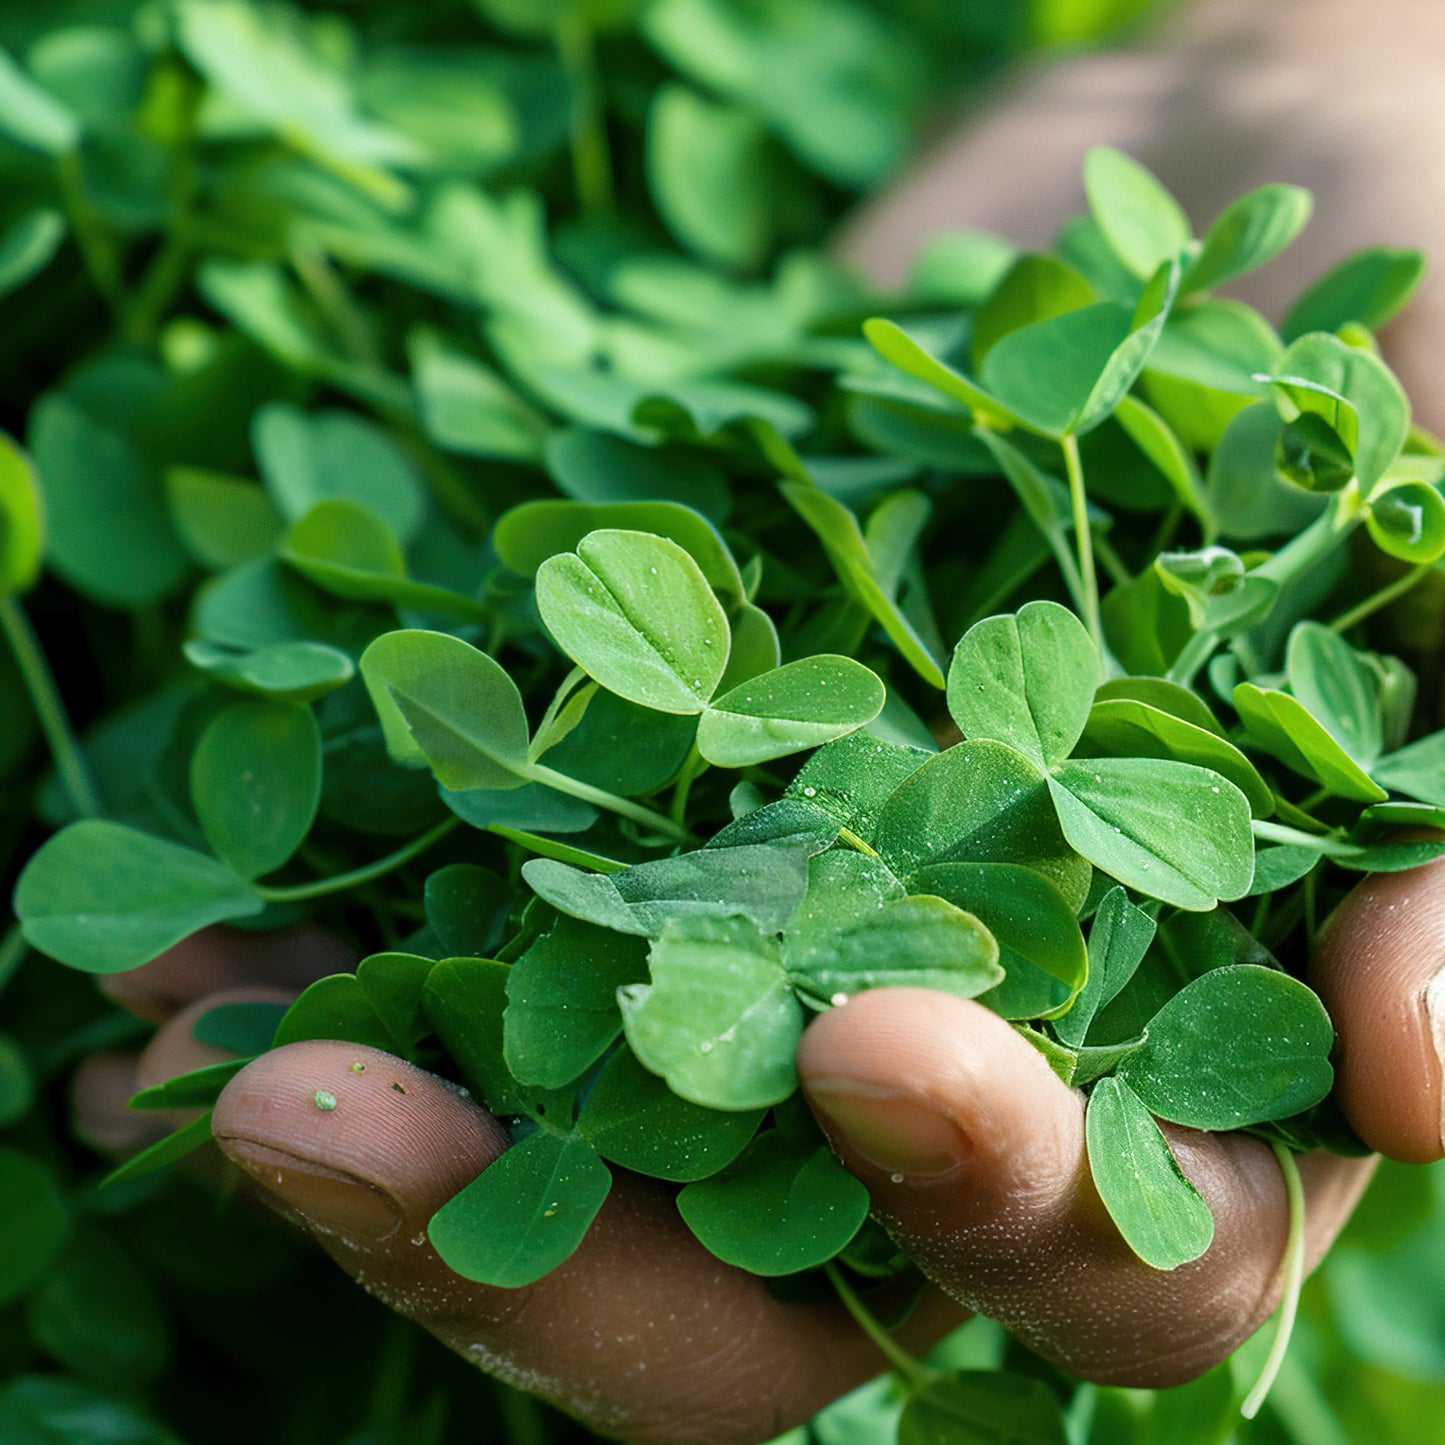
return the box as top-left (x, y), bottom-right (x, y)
top-left (1312, 858), bottom-right (1445, 1163)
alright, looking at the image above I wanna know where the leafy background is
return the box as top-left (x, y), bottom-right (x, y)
top-left (2, 0), bottom-right (1445, 1442)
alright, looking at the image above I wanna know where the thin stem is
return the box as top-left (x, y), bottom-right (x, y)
top-left (556, 15), bottom-right (613, 216)
top-left (1250, 819), bottom-right (1360, 857)
top-left (837, 827), bottom-right (880, 858)
top-left (1061, 435), bottom-right (1101, 647)
top-left (1093, 534), bottom-right (1132, 589)
top-left (0, 925), bottom-right (27, 996)
top-left (1241, 1143), bottom-right (1306, 1420)
top-left (1165, 626), bottom-right (1221, 689)
top-left (255, 817), bottom-right (459, 902)
top-left (527, 761), bottom-right (696, 844)
top-left (669, 745), bottom-right (705, 829)
top-left (1328, 564), bottom-right (1431, 634)
top-left (56, 150), bottom-right (124, 317)
top-left (1255, 490), bottom-right (1362, 586)
top-left (0, 595), bottom-right (102, 819)
top-left (125, 232), bottom-right (194, 343)
top-left (486, 824), bottom-right (626, 874)
top-left (824, 1263), bottom-right (931, 1391)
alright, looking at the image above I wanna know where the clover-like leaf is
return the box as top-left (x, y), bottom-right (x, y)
top-left (536, 529), bottom-right (731, 714)
top-left (697, 655), bottom-right (885, 767)
top-left (1233, 683), bottom-right (1387, 803)
top-left (947, 601), bottom-right (1099, 766)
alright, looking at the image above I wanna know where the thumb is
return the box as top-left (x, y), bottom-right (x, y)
top-left (798, 989), bottom-right (1372, 1387)
top-left (212, 1040), bottom-right (960, 1445)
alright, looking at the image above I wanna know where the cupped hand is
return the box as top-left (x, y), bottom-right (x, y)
top-left (76, 859), bottom-right (1445, 1445)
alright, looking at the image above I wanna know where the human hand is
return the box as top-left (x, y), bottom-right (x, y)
top-left (75, 859), bottom-right (1439, 1445)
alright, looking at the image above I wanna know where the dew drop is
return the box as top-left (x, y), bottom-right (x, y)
top-left (314, 1089), bottom-right (337, 1111)
top-left (830, 992), bottom-right (848, 1007)
top-left (890, 1172), bottom-right (905, 1184)
top-left (350, 1061), bottom-right (365, 1074)
top-left (802, 786), bottom-right (817, 797)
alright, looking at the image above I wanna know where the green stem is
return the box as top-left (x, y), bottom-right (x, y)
top-left (837, 826), bottom-right (880, 858)
top-left (669, 744), bottom-right (706, 829)
top-left (0, 925), bottom-right (27, 996)
top-left (1250, 819), bottom-right (1361, 857)
top-left (1164, 626), bottom-right (1221, 689)
top-left (556, 15), bottom-right (613, 216)
top-left (255, 817), bottom-right (459, 902)
top-left (1241, 1143), bottom-right (1306, 1420)
top-left (824, 1263), bottom-right (931, 1390)
top-left (485, 824), bottom-right (626, 874)
top-left (0, 594), bottom-right (102, 819)
top-left (1328, 563), bottom-right (1431, 634)
top-left (125, 231), bottom-right (194, 343)
top-left (1061, 435), bottom-right (1101, 648)
top-left (56, 149), bottom-right (124, 316)
top-left (527, 761), bottom-right (696, 844)
top-left (1255, 491), bottom-right (1362, 586)
top-left (1093, 534), bottom-right (1132, 589)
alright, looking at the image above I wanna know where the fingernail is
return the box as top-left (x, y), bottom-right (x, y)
top-left (221, 1137), bottom-right (403, 1242)
top-left (805, 1080), bottom-right (970, 1180)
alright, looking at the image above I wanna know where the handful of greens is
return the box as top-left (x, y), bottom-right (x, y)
top-left (9, 101), bottom-right (1445, 1436)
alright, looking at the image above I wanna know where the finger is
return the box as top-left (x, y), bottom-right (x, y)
top-left (212, 1042), bottom-right (962, 1445)
top-left (798, 989), bottom-right (1374, 1388)
top-left (1312, 855), bottom-right (1445, 1163)
top-left (101, 924), bottom-right (353, 1022)
top-left (837, 0), bottom-right (1445, 428)
top-left (74, 985), bottom-right (300, 1155)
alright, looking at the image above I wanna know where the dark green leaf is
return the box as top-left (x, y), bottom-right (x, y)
top-left (1233, 683), bottom-right (1387, 802)
top-left (676, 1132), bottom-right (868, 1275)
top-left (897, 1371), bottom-right (1069, 1445)
top-left (1055, 886), bottom-right (1156, 1048)
top-left (1086, 1075), bottom-right (1214, 1270)
top-left (0, 1149), bottom-right (69, 1306)
top-left (16, 822), bottom-right (262, 973)
top-left (1119, 965), bottom-right (1334, 1129)
top-left (100, 1113), bottom-right (215, 1191)
top-left (429, 1131), bottom-right (612, 1288)
top-left (424, 864), bottom-right (511, 958)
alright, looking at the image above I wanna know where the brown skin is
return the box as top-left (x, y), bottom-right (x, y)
top-left (73, 2), bottom-right (1445, 1436)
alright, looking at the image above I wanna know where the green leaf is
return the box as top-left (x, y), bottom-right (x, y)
top-left (1266, 332), bottom-right (1409, 491)
top-left (779, 480), bottom-right (946, 688)
top-left (128, 1059), bottom-right (248, 1112)
top-left (1084, 147), bottom-right (1192, 279)
top-left (1077, 698), bottom-right (1273, 817)
top-left (409, 329), bottom-right (549, 463)
top-left (697, 655), bottom-right (885, 767)
top-left (0, 210), bottom-right (65, 300)
top-left (1118, 965), bottom-right (1334, 1129)
top-left (0, 1036), bottom-right (35, 1128)
top-left (1287, 621), bottom-right (1384, 766)
top-left (784, 732), bottom-right (932, 841)
top-left (281, 500), bottom-right (484, 621)
top-left (1055, 886), bottom-right (1157, 1048)
top-left (190, 700), bottom-right (321, 879)
top-left (0, 1149), bottom-right (69, 1306)
top-left (947, 601), bottom-right (1099, 766)
top-left (271, 974), bottom-right (397, 1056)
top-left (100, 1113), bottom-right (215, 1191)
top-left (1049, 758), bottom-right (1254, 910)
top-left (620, 915), bottom-right (803, 1111)
top-left (784, 852), bottom-right (1002, 1002)
top-left (0, 1377), bottom-right (182, 1445)
top-left (1153, 546), bottom-right (1278, 634)
top-left (1182, 184), bottom-right (1312, 295)
top-left (422, 957), bottom-right (526, 1117)
top-left (28, 394), bottom-right (189, 608)
top-left (424, 864), bottom-right (510, 959)
top-left (537, 688), bottom-right (699, 798)
top-left (875, 741), bottom-right (1092, 911)
top-left (183, 640), bottom-right (354, 704)
top-left (971, 253), bottom-right (1096, 367)
top-left (1366, 481), bottom-right (1445, 564)
top-left (861, 317), bottom-right (1016, 429)
top-left (0, 48), bottom-right (79, 154)
top-left (1085, 1076), bottom-right (1214, 1270)
top-left (1094, 677), bottom-right (1226, 735)
top-left (648, 83), bottom-right (773, 270)
top-left (576, 1049), bottom-right (762, 1182)
top-left (192, 1000), bottom-right (289, 1056)
top-left (676, 1132), bottom-right (868, 1275)
top-left (496, 499), bottom-right (743, 607)
top-left (504, 918), bottom-right (647, 1088)
top-left (1233, 683), bottom-right (1387, 802)
top-left (0, 433), bottom-right (43, 596)
top-left (1374, 730), bottom-right (1445, 806)
top-left (359, 629), bottom-right (531, 788)
top-left (16, 822), bottom-right (262, 973)
top-left (429, 1131), bottom-right (612, 1288)
top-left (165, 468), bottom-right (284, 571)
top-left (546, 429), bottom-right (730, 522)
top-left (524, 842), bottom-right (810, 939)
top-left (536, 529), bottom-right (730, 714)
top-left (897, 1371), bottom-right (1069, 1445)
top-left (913, 861), bottom-right (1085, 1020)
top-left (1282, 247), bottom-right (1426, 342)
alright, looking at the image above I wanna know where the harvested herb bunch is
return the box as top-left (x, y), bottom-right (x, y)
top-left (5, 21), bottom-right (1445, 1432)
